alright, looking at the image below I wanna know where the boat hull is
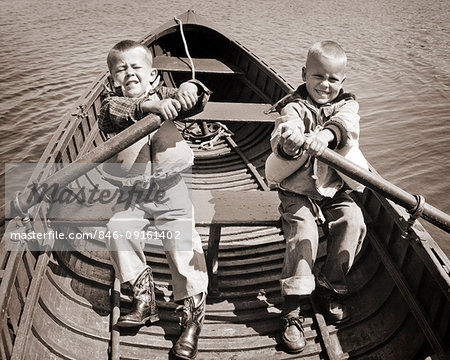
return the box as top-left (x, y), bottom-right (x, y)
top-left (1, 10), bottom-right (449, 360)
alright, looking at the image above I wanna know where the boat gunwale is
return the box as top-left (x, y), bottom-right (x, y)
top-left (1, 9), bottom-right (449, 360)
top-left (369, 190), bottom-right (450, 298)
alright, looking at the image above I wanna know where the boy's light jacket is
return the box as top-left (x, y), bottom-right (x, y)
top-left (268, 84), bottom-right (368, 200)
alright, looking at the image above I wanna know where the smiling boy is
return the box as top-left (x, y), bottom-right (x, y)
top-left (268, 41), bottom-right (367, 353)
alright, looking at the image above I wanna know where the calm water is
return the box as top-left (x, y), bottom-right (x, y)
top-left (1, 0), bottom-right (449, 254)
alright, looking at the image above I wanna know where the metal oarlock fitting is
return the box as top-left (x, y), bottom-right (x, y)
top-left (401, 195), bottom-right (426, 240)
top-left (14, 191), bottom-right (29, 218)
top-left (21, 215), bottom-right (34, 234)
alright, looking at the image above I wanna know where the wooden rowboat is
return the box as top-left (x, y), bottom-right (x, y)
top-left (1, 10), bottom-right (449, 360)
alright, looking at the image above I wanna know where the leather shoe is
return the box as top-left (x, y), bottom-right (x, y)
top-left (314, 285), bottom-right (350, 324)
top-left (171, 293), bottom-right (206, 360)
top-left (117, 266), bottom-right (159, 327)
top-left (280, 316), bottom-right (306, 353)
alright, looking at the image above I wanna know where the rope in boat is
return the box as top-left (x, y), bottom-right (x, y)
top-left (174, 16), bottom-right (195, 80)
top-left (199, 123), bottom-right (234, 150)
top-left (172, 16), bottom-right (268, 190)
top-left (174, 17), bottom-right (223, 147)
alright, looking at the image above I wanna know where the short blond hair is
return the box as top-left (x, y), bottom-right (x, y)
top-left (107, 40), bottom-right (153, 72)
top-left (306, 41), bottom-right (347, 68)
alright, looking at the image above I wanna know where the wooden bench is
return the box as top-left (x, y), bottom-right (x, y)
top-left (154, 56), bottom-right (245, 75)
top-left (47, 188), bottom-right (282, 294)
top-left (192, 190), bottom-right (281, 294)
top-left (184, 102), bottom-right (278, 124)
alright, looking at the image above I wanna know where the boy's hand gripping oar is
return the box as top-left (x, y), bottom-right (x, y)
top-left (315, 147), bottom-right (450, 233)
top-left (3, 82), bottom-right (210, 223)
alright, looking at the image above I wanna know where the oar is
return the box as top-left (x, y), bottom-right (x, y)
top-left (315, 148), bottom-right (450, 233)
top-left (3, 91), bottom-right (209, 223)
top-left (3, 115), bottom-right (161, 223)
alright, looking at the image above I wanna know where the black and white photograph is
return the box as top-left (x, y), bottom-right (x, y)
top-left (0, 1), bottom-right (449, 359)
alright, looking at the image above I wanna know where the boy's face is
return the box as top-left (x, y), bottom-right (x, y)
top-left (110, 47), bottom-right (157, 98)
top-left (302, 54), bottom-right (346, 105)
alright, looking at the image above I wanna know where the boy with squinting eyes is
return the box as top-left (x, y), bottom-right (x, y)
top-left (99, 40), bottom-right (208, 360)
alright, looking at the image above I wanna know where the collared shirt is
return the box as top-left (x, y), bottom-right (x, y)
top-left (98, 84), bottom-right (178, 134)
top-left (98, 81), bottom-right (194, 181)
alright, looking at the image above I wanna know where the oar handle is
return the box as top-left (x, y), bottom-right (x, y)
top-left (4, 115), bottom-right (162, 221)
top-left (316, 148), bottom-right (450, 233)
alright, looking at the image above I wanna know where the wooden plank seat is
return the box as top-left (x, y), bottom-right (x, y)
top-left (153, 56), bottom-right (245, 75)
top-left (192, 190), bottom-right (281, 294)
top-left (46, 189), bottom-right (282, 294)
top-left (185, 102), bottom-right (278, 123)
